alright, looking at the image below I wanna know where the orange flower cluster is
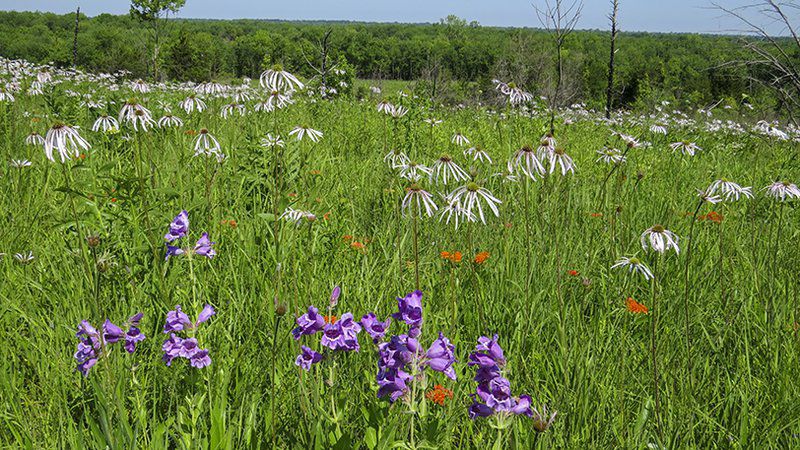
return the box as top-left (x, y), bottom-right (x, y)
top-left (590, 212), bottom-right (603, 218)
top-left (184, 129), bottom-right (197, 136)
top-left (568, 270), bottom-right (580, 277)
top-left (425, 384), bottom-right (454, 406)
top-left (473, 251), bottom-right (490, 264)
top-left (324, 315), bottom-right (338, 324)
top-left (699, 211), bottom-right (723, 223)
top-left (626, 297), bottom-right (649, 314)
top-left (220, 219), bottom-right (238, 229)
top-left (440, 251), bottom-right (463, 263)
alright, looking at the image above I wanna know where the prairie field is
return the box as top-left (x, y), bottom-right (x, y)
top-left (1, 58), bottom-right (800, 450)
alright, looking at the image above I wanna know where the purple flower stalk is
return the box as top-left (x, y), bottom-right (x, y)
top-left (161, 305), bottom-right (215, 369)
top-left (295, 345), bottom-right (323, 371)
top-left (320, 312), bottom-right (362, 351)
top-left (291, 305), bottom-right (325, 339)
top-left (163, 210), bottom-right (216, 260)
top-left (165, 210), bottom-right (189, 242)
top-left (393, 290), bottom-right (423, 337)
top-left (467, 334), bottom-right (533, 419)
top-left (74, 312), bottom-right (145, 376)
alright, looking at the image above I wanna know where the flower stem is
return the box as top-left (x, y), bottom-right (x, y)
top-left (412, 205), bottom-right (420, 291)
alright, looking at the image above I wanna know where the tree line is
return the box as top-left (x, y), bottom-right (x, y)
top-left (0, 10), bottom-right (787, 112)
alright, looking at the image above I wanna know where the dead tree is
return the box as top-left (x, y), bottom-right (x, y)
top-left (302, 30), bottom-right (336, 97)
top-left (72, 7), bottom-right (80, 68)
top-left (713, 0), bottom-right (800, 123)
top-left (605, 0), bottom-right (619, 119)
top-left (535, 0), bottom-right (584, 135)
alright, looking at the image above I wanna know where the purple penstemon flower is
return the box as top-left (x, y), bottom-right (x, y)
top-left (163, 210), bottom-right (216, 260)
top-left (393, 290), bottom-right (423, 337)
top-left (320, 313), bottom-right (362, 351)
top-left (292, 305), bottom-right (325, 339)
top-left (424, 332), bottom-right (457, 380)
top-left (295, 345), bottom-right (323, 371)
top-left (74, 312), bottom-right (145, 376)
top-left (467, 334), bottom-right (534, 420)
top-left (161, 304), bottom-right (215, 369)
top-left (360, 312), bottom-right (391, 343)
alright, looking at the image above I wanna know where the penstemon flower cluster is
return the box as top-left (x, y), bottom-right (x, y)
top-left (74, 312), bottom-right (145, 376)
top-left (164, 210), bottom-right (216, 260)
top-left (292, 287), bottom-right (362, 371)
top-left (161, 305), bottom-right (215, 369)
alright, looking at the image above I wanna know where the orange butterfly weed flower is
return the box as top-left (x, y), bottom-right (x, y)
top-left (700, 211), bottom-right (723, 223)
top-left (342, 235), bottom-right (353, 242)
top-left (440, 251), bottom-right (462, 263)
top-left (626, 297), bottom-right (649, 314)
top-left (184, 129), bottom-right (197, 136)
top-left (590, 212), bottom-right (603, 218)
top-left (351, 241), bottom-right (367, 253)
top-left (324, 315), bottom-right (338, 324)
top-left (474, 251), bottom-right (490, 264)
top-left (440, 251), bottom-right (451, 259)
top-left (568, 270), bottom-right (579, 277)
top-left (425, 384), bottom-right (454, 406)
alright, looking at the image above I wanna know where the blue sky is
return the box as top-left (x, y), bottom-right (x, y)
top-left (1, 0), bottom-right (787, 34)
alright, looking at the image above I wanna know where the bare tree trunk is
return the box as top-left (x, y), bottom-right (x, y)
top-left (605, 0), bottom-right (619, 119)
top-left (72, 7), bottom-right (80, 68)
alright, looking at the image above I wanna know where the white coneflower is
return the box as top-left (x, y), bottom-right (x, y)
top-left (14, 251), bottom-right (35, 264)
top-left (707, 179), bottom-right (753, 201)
top-left (398, 161), bottom-right (432, 182)
top-left (495, 163), bottom-right (519, 183)
top-left (401, 183), bottom-right (438, 218)
top-left (180, 94), bottom-right (207, 114)
top-left (510, 145), bottom-right (545, 180)
top-left (92, 115), bottom-right (119, 132)
top-left (261, 133), bottom-right (285, 148)
top-left (370, 86), bottom-right (382, 94)
top-left (377, 100), bottom-right (394, 114)
top-left (465, 145), bottom-right (492, 164)
top-left (595, 147), bottom-right (625, 165)
top-left (233, 90), bottom-right (252, 103)
top-left (494, 80), bottom-right (533, 105)
top-left (25, 132), bottom-right (44, 146)
top-left (449, 182), bottom-right (502, 224)
top-left (641, 225), bottom-right (680, 255)
top-left (384, 148), bottom-right (409, 168)
top-left (193, 128), bottom-right (222, 156)
top-left (130, 79), bottom-right (150, 93)
top-left (9, 159), bottom-right (32, 168)
top-left (548, 147), bottom-right (576, 176)
top-left (451, 132), bottom-right (470, 146)
top-left (259, 65), bottom-right (304, 91)
top-left (764, 181), bottom-right (800, 201)
top-left (220, 103), bottom-right (246, 119)
top-left (289, 125), bottom-right (323, 143)
top-left (430, 154), bottom-right (469, 185)
top-left (695, 188), bottom-right (722, 205)
top-left (438, 192), bottom-right (475, 229)
top-left (649, 123), bottom-right (668, 135)
top-left (44, 123), bottom-right (90, 163)
top-left (0, 87), bottom-right (14, 102)
top-left (157, 114), bottom-right (183, 128)
top-left (670, 141), bottom-right (701, 156)
top-left (618, 133), bottom-right (641, 148)
top-left (423, 117), bottom-right (442, 126)
top-left (390, 106), bottom-right (408, 119)
top-left (195, 81), bottom-right (226, 95)
top-left (37, 71), bottom-right (52, 84)
top-left (611, 256), bottom-right (654, 280)
top-left (266, 90), bottom-right (294, 110)
top-left (118, 100), bottom-right (155, 131)
top-left (280, 207), bottom-right (317, 225)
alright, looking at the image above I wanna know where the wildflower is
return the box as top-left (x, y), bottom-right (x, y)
top-left (9, 159), bottom-right (32, 168)
top-left (261, 133), bottom-right (285, 148)
top-left (568, 270), bottom-right (579, 277)
top-left (44, 123), bottom-right (90, 163)
top-left (158, 114), bottom-right (184, 128)
top-left (611, 256), bottom-right (654, 281)
top-left (449, 182), bottom-right (502, 224)
top-left (494, 80), bottom-right (533, 105)
top-left (424, 332), bottom-right (457, 380)
top-left (280, 207), bottom-right (317, 225)
top-left (259, 65), bottom-right (304, 91)
top-left (393, 290), bottom-right (423, 337)
top-left (402, 183), bottom-right (438, 218)
top-left (696, 188), bottom-right (722, 205)
top-left (397, 161), bottom-right (433, 182)
top-left (130, 79), bottom-right (149, 93)
top-left (350, 241), bottom-right (367, 252)
top-left (163, 210), bottom-right (215, 260)
top-left (320, 312), bottom-right (362, 351)
top-left (431, 154), bottom-right (469, 185)
top-left (595, 147), bottom-right (625, 165)
top-left (467, 334), bottom-right (532, 419)
top-left (510, 145), bottom-right (545, 180)
top-left (626, 297), bottom-right (649, 314)
top-left (641, 225), bottom-right (680, 255)
top-left (295, 345), bottom-right (323, 371)
top-left (118, 100), bottom-right (155, 131)
top-left (764, 181), bottom-right (800, 201)
top-left (25, 132), bottom-right (44, 146)
top-left (390, 106), bottom-right (408, 119)
top-left (548, 146), bottom-right (576, 176)
top-left (161, 305), bottom-right (215, 368)
top-left (707, 179), bottom-right (752, 202)
top-left (178, 94), bottom-right (206, 114)
top-left (670, 141), bottom-right (701, 156)
top-left (361, 313), bottom-right (392, 343)
top-left (532, 405), bottom-right (558, 433)
top-left (474, 251), bottom-right (490, 264)
top-left (699, 211), bottom-right (723, 223)
top-left (451, 132), bottom-right (470, 146)
top-left (14, 251), bottom-right (35, 264)
top-left (164, 210), bottom-right (189, 242)
top-left (590, 212), bottom-right (603, 218)
top-left (329, 285), bottom-right (341, 309)
top-left (426, 384), bottom-right (454, 406)
top-left (384, 148), bottom-right (410, 168)
top-left (289, 125), bottom-right (323, 143)
top-left (377, 100), bottom-right (394, 114)
top-left (441, 251), bottom-right (463, 263)
top-left (649, 123), bottom-right (668, 135)
top-left (423, 117), bottom-right (443, 126)
top-left (193, 129), bottom-right (222, 157)
top-left (465, 145), bottom-right (493, 164)
top-left (193, 233), bottom-right (216, 258)
top-left (292, 306), bottom-right (325, 339)
top-left (220, 102), bottom-right (246, 119)
top-left (76, 312), bottom-right (145, 376)
top-left (92, 115), bottom-right (119, 133)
